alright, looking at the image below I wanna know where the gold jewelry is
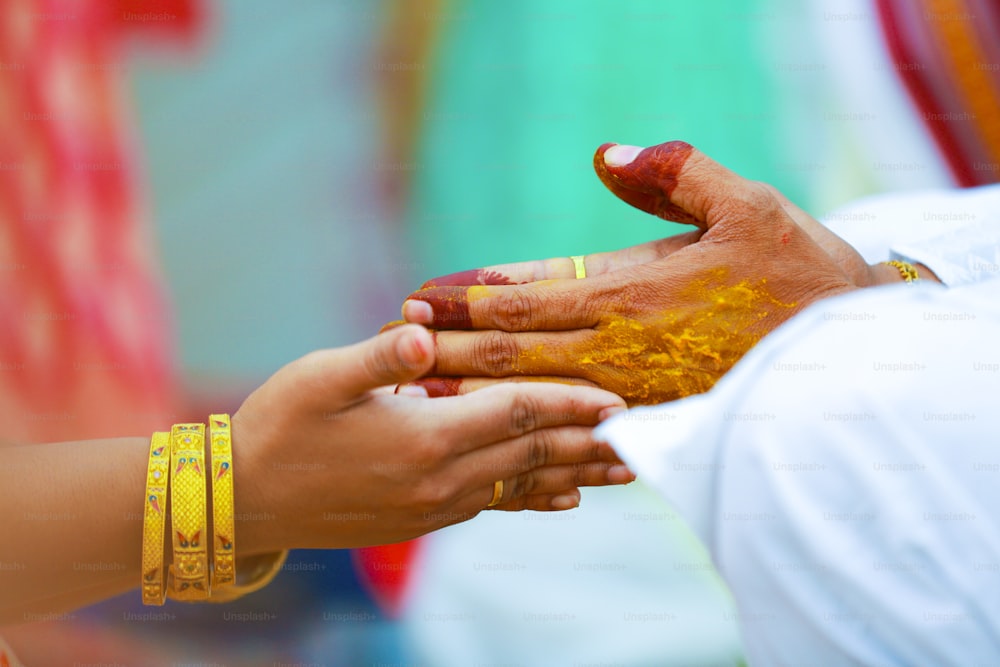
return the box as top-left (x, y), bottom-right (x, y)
top-left (140, 432), bottom-right (171, 606)
top-left (168, 423), bottom-right (211, 600)
top-left (570, 255), bottom-right (587, 280)
top-left (883, 260), bottom-right (919, 283)
top-left (205, 550), bottom-right (290, 603)
top-left (487, 479), bottom-right (504, 507)
top-left (209, 414), bottom-right (236, 588)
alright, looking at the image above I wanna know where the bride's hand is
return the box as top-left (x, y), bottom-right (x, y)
top-left (231, 324), bottom-right (630, 553)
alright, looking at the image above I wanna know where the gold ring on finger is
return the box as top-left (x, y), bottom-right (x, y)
top-left (487, 479), bottom-right (504, 508)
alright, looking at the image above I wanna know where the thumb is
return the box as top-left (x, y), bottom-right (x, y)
top-left (324, 324), bottom-right (436, 402)
top-left (593, 141), bottom-right (750, 230)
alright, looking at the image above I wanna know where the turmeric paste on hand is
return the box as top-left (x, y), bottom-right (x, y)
top-left (517, 273), bottom-right (796, 406)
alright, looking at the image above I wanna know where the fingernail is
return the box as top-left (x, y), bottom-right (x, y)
top-left (607, 464), bottom-right (636, 485)
top-left (551, 493), bottom-right (580, 510)
top-left (603, 144), bottom-right (644, 167)
top-left (402, 299), bottom-right (434, 325)
top-left (396, 384), bottom-right (430, 398)
top-left (397, 328), bottom-right (430, 367)
top-left (418, 378), bottom-right (462, 397)
top-left (598, 406), bottom-right (627, 422)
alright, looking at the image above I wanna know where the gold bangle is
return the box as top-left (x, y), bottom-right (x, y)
top-left (206, 550), bottom-right (289, 603)
top-left (140, 432), bottom-right (171, 606)
top-left (209, 414), bottom-right (236, 588)
top-left (883, 260), bottom-right (920, 283)
top-left (168, 423), bottom-right (211, 600)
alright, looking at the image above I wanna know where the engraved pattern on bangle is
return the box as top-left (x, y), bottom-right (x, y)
top-left (141, 432), bottom-right (171, 605)
top-left (209, 414), bottom-right (236, 588)
top-left (168, 423), bottom-right (210, 600)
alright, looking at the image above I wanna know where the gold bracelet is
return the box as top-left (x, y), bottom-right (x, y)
top-left (209, 414), bottom-right (236, 588)
top-left (140, 432), bottom-right (171, 606)
top-left (206, 550), bottom-right (290, 603)
top-left (168, 423), bottom-right (211, 600)
top-left (883, 260), bottom-right (920, 283)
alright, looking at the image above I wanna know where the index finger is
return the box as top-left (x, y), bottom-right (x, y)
top-left (419, 233), bottom-right (701, 288)
top-left (402, 275), bottom-right (614, 331)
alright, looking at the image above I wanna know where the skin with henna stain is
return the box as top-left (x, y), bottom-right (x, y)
top-left (405, 284), bottom-right (504, 329)
top-left (514, 270), bottom-right (796, 405)
top-left (410, 377), bottom-right (463, 397)
top-left (400, 269), bottom-right (797, 405)
top-left (594, 141), bottom-right (700, 226)
top-left (421, 268), bottom-right (518, 288)
top-left (409, 269), bottom-right (520, 328)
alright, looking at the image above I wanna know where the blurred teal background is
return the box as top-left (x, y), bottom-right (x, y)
top-left (132, 1), bottom-right (400, 383)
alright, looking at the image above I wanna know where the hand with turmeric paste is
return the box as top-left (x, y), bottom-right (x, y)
top-left (396, 141), bottom-right (940, 405)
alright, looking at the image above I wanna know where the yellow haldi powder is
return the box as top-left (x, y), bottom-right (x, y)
top-left (520, 275), bottom-right (796, 406)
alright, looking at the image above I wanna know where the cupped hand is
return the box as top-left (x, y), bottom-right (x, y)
top-left (230, 324), bottom-right (629, 553)
top-left (397, 141), bottom-right (910, 405)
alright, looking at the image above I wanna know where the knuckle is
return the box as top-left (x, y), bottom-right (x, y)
top-left (744, 181), bottom-right (783, 215)
top-left (361, 345), bottom-right (393, 384)
top-left (507, 470), bottom-right (537, 500)
top-left (494, 289), bottom-right (539, 331)
top-left (472, 330), bottom-right (518, 376)
top-left (507, 392), bottom-right (541, 436)
top-left (525, 428), bottom-right (557, 469)
top-left (413, 477), bottom-right (453, 510)
top-left (711, 180), bottom-right (783, 237)
top-left (412, 436), bottom-right (445, 466)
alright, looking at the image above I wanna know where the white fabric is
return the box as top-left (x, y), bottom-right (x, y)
top-left (598, 187), bottom-right (1000, 665)
top-left (821, 183), bottom-right (1000, 286)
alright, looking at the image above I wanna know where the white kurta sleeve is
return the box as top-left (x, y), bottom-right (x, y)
top-left (820, 183), bottom-right (1000, 287)
top-left (597, 278), bottom-right (1000, 666)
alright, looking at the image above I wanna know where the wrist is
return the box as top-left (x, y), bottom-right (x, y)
top-left (868, 261), bottom-right (943, 286)
top-left (230, 409), bottom-right (285, 556)
top-left (913, 262), bottom-right (942, 283)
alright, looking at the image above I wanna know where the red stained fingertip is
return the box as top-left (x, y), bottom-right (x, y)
top-left (411, 377), bottom-right (463, 397)
top-left (405, 287), bottom-right (473, 329)
top-left (592, 140), bottom-right (699, 225)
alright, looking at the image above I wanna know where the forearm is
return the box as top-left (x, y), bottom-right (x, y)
top-left (1, 434), bottom-right (271, 623)
top-left (0, 437), bottom-right (149, 623)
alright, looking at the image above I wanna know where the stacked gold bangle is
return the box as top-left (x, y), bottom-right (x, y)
top-left (209, 414), bottom-right (236, 588)
top-left (140, 414), bottom-right (284, 605)
top-left (140, 432), bottom-right (171, 605)
top-left (168, 423), bottom-right (210, 600)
